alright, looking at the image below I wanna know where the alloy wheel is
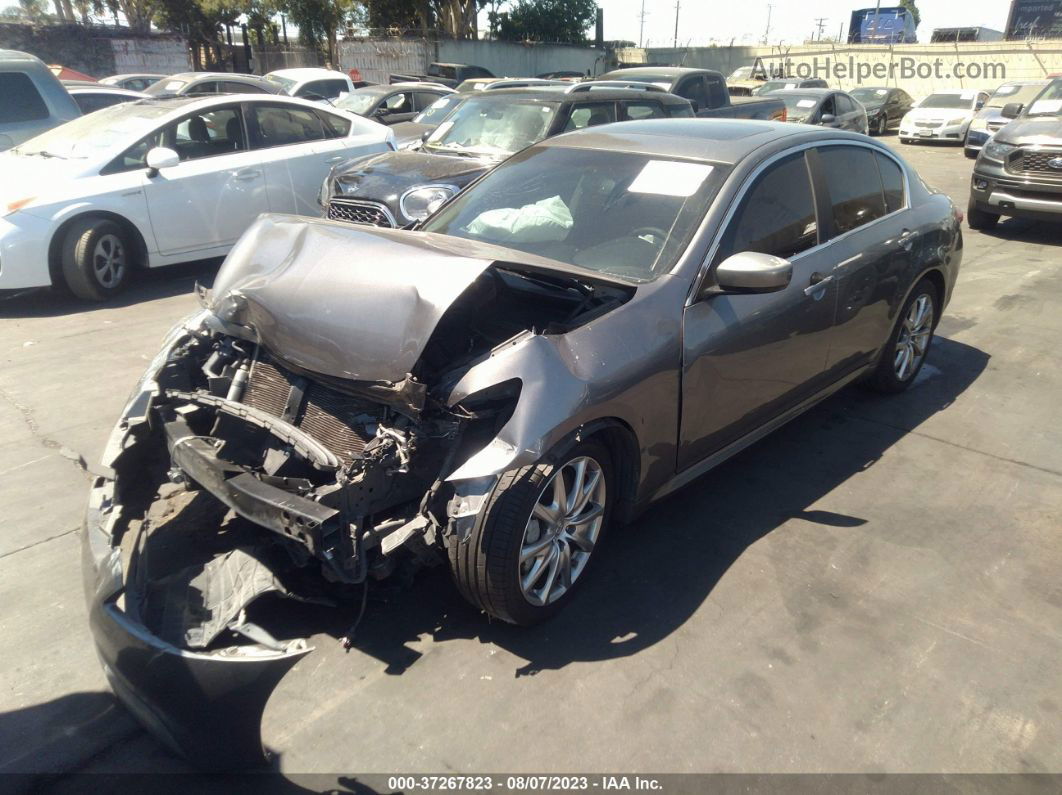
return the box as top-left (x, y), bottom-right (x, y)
top-left (92, 233), bottom-right (126, 289)
top-left (894, 293), bottom-right (933, 381)
top-left (518, 456), bottom-right (606, 607)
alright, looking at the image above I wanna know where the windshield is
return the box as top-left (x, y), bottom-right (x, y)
top-left (264, 74), bottom-right (297, 93)
top-left (10, 101), bottom-right (171, 159)
top-left (145, 78), bottom-right (188, 96)
top-left (919, 93), bottom-right (974, 109)
top-left (422, 97), bottom-right (559, 159)
top-left (421, 146), bottom-right (728, 282)
top-left (778, 94), bottom-right (821, 122)
top-left (987, 82), bottom-right (1047, 108)
top-left (413, 94), bottom-right (462, 125)
top-left (1026, 80), bottom-right (1062, 117)
top-left (755, 80), bottom-right (802, 95)
top-left (335, 88), bottom-right (389, 115)
top-left (851, 87), bottom-right (889, 103)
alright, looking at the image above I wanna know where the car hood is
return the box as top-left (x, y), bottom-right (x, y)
top-left (331, 149), bottom-right (491, 199)
top-left (994, 116), bottom-right (1062, 146)
top-left (211, 214), bottom-right (625, 385)
top-left (0, 152), bottom-right (94, 207)
top-left (389, 121), bottom-right (433, 147)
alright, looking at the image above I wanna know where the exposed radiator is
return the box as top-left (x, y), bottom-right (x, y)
top-left (242, 353), bottom-right (381, 462)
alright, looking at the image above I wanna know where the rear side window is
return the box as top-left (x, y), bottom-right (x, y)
top-left (563, 102), bottom-right (616, 131)
top-left (249, 103), bottom-right (325, 147)
top-left (318, 109), bottom-right (351, 138)
top-left (818, 146), bottom-right (887, 235)
top-left (624, 101), bottom-right (665, 120)
top-left (187, 81), bottom-right (218, 95)
top-left (874, 152), bottom-right (905, 213)
top-left (414, 91), bottom-right (444, 111)
top-left (72, 92), bottom-right (130, 114)
top-left (223, 81), bottom-right (268, 94)
top-left (667, 103), bottom-right (695, 118)
top-left (0, 72), bottom-right (49, 123)
top-left (720, 152), bottom-right (818, 260)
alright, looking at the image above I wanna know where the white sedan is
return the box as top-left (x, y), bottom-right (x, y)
top-left (0, 94), bottom-right (393, 300)
top-left (898, 88), bottom-right (990, 145)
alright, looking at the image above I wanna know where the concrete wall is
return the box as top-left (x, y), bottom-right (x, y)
top-left (337, 37), bottom-right (604, 83)
top-left (618, 40), bottom-right (1062, 99)
top-left (0, 22), bottom-right (189, 79)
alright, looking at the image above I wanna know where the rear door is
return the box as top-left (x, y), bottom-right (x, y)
top-left (141, 103), bottom-right (269, 255)
top-left (820, 145), bottom-right (913, 372)
top-left (679, 149), bottom-right (840, 467)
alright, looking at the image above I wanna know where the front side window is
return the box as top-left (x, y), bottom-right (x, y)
top-left (624, 101), bottom-right (665, 120)
top-left (0, 73), bottom-right (48, 123)
top-left (414, 92), bottom-right (445, 111)
top-left (422, 146), bottom-right (727, 282)
top-left (249, 104), bottom-right (325, 148)
top-left (383, 92), bottom-right (413, 112)
top-left (563, 102), bottom-right (617, 131)
top-left (675, 76), bottom-right (709, 109)
top-left (334, 89), bottom-right (388, 116)
top-left (719, 152), bottom-right (818, 261)
top-left (818, 146), bottom-right (887, 235)
top-left (167, 106), bottom-right (246, 160)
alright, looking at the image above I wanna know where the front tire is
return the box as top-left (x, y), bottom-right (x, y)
top-left (967, 199), bottom-right (999, 231)
top-left (60, 218), bottom-right (131, 301)
top-left (875, 115), bottom-right (887, 136)
top-left (866, 278), bottom-right (938, 394)
top-left (448, 439), bottom-right (614, 626)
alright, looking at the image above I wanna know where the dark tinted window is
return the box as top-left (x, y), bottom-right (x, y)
top-left (834, 94), bottom-right (853, 114)
top-left (318, 109), bottom-right (351, 137)
top-left (874, 152), bottom-right (905, 213)
top-left (675, 76), bottom-right (709, 110)
top-left (0, 72), bottom-right (48, 122)
top-left (668, 103), bottom-right (695, 118)
top-left (818, 146), bottom-right (887, 235)
top-left (563, 102), bottom-right (616, 131)
top-left (223, 80), bottom-right (268, 94)
top-left (166, 106), bottom-right (246, 160)
top-left (299, 79), bottom-right (348, 100)
top-left (186, 81), bottom-right (218, 95)
top-left (820, 94), bottom-right (836, 116)
top-left (73, 92), bottom-right (131, 114)
top-left (705, 74), bottom-right (728, 107)
top-left (249, 103), bottom-right (325, 147)
top-left (383, 91), bottom-right (413, 112)
top-left (413, 91), bottom-right (443, 111)
top-left (721, 152), bottom-right (818, 260)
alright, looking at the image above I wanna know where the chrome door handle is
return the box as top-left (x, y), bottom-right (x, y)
top-left (804, 273), bottom-right (834, 296)
top-left (235, 169), bottom-right (261, 181)
top-left (899, 228), bottom-right (919, 251)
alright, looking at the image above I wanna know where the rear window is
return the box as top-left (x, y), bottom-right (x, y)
top-left (427, 64), bottom-right (457, 80)
top-left (0, 72), bottom-right (49, 123)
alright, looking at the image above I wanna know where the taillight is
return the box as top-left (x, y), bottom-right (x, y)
top-left (953, 205), bottom-right (964, 224)
top-left (775, 107), bottom-right (787, 122)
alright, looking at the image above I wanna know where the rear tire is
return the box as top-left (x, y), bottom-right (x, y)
top-left (60, 218), bottom-right (131, 302)
top-left (448, 439), bottom-right (614, 626)
top-left (966, 199), bottom-right (999, 231)
top-left (866, 278), bottom-right (938, 394)
top-left (964, 148), bottom-right (977, 159)
top-left (876, 115), bottom-right (887, 136)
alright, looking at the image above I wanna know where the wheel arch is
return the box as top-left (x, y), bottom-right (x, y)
top-left (47, 210), bottom-right (150, 289)
top-left (566, 417), bottom-right (642, 526)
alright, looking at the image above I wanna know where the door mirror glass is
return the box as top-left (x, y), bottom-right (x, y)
top-left (714, 252), bottom-right (793, 293)
top-left (1001, 102), bottom-right (1023, 119)
top-left (145, 146), bottom-right (180, 172)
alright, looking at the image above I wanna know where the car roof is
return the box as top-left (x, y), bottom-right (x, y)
top-left (167, 72), bottom-right (268, 83)
top-left (66, 84), bottom-right (146, 96)
top-left (926, 88), bottom-right (985, 94)
top-left (476, 86), bottom-right (688, 103)
top-left (600, 67), bottom-right (703, 79)
top-left (267, 67), bottom-right (346, 80)
top-left (537, 118), bottom-right (867, 166)
top-left (0, 48), bottom-right (45, 64)
top-left (104, 73), bottom-right (165, 79)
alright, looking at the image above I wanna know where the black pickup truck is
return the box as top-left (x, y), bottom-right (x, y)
top-left (968, 78), bottom-right (1062, 230)
top-left (597, 67), bottom-right (786, 120)
top-left (389, 62), bottom-right (494, 88)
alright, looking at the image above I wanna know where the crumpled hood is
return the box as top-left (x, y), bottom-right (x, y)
top-left (995, 116), bottom-right (1062, 146)
top-left (332, 149), bottom-right (490, 199)
top-left (211, 214), bottom-right (494, 384)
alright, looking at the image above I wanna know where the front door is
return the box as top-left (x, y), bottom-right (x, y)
top-left (679, 150), bottom-right (839, 469)
top-left (142, 104), bottom-right (269, 256)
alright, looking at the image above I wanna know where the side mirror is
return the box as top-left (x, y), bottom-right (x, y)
top-left (712, 251), bottom-right (793, 294)
top-left (421, 130), bottom-right (431, 141)
top-left (820, 113), bottom-right (837, 125)
top-left (975, 100), bottom-right (985, 111)
top-left (145, 146), bottom-right (179, 177)
top-left (374, 106), bottom-right (391, 117)
top-left (1001, 102), bottom-right (1023, 119)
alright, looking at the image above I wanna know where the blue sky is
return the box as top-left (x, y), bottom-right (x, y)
top-left (592, 1), bottom-right (1013, 47)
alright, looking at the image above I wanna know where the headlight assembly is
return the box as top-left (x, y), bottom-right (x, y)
top-left (399, 184), bottom-right (457, 221)
top-left (983, 140), bottom-right (1017, 161)
top-left (968, 117), bottom-right (988, 132)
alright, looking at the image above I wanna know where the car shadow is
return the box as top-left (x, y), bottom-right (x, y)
top-left (977, 217), bottom-right (1062, 246)
top-left (0, 258), bottom-right (221, 319)
top-left (260, 336), bottom-right (990, 679)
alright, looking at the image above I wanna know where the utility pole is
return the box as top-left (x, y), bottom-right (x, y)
top-left (814, 17), bottom-right (827, 41)
top-left (673, 0), bottom-right (680, 49)
top-left (639, 0), bottom-right (646, 48)
top-left (762, 4), bottom-right (773, 45)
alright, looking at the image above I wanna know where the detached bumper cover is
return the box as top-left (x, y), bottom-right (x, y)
top-left (81, 481), bottom-right (311, 769)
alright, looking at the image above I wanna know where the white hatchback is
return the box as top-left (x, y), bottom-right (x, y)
top-left (0, 94), bottom-right (393, 300)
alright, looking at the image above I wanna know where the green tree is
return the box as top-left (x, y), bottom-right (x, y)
top-left (491, 0), bottom-right (597, 43)
top-left (900, 0), bottom-right (920, 28)
top-left (280, 0), bottom-right (359, 64)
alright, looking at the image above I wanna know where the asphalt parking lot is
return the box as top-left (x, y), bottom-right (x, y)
top-left (1, 135), bottom-right (1060, 782)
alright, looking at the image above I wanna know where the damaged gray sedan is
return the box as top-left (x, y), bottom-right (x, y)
top-left (82, 119), bottom-right (962, 768)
